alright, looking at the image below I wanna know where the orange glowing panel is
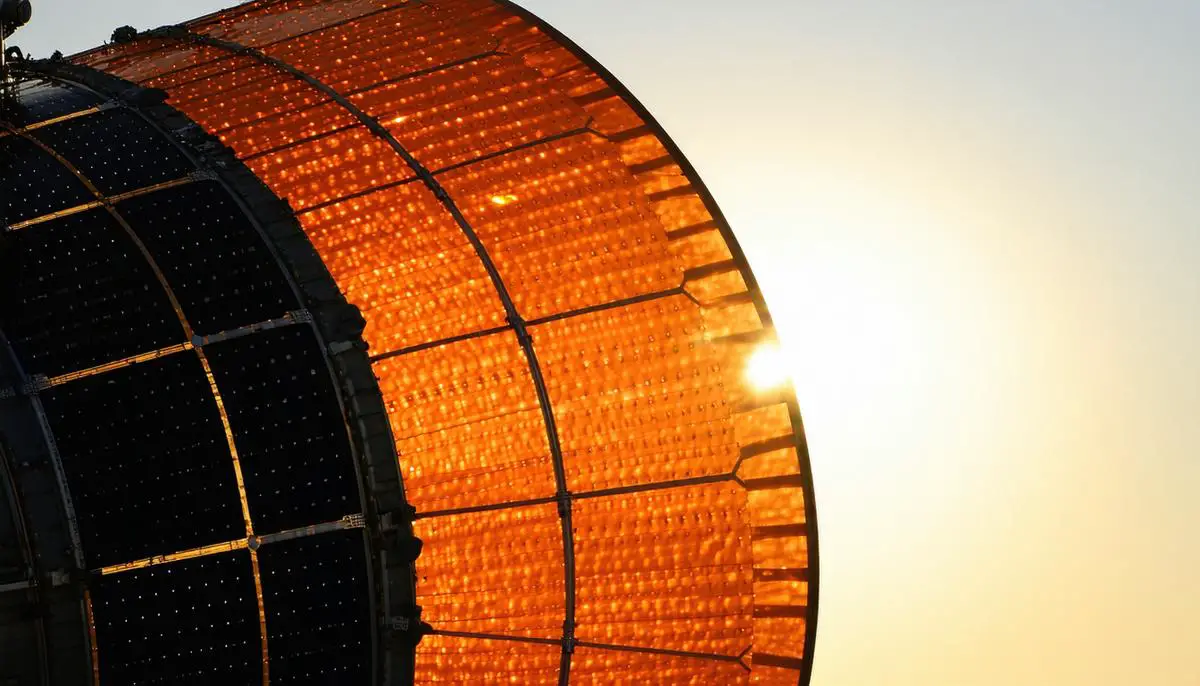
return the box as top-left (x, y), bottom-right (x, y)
top-left (438, 134), bottom-right (682, 320)
top-left (194, 0), bottom-right (396, 48)
top-left (415, 634), bottom-right (559, 685)
top-left (573, 481), bottom-right (755, 655)
top-left (412, 503), bottom-right (564, 637)
top-left (139, 48), bottom-right (251, 91)
top-left (167, 67), bottom-right (336, 137)
top-left (300, 182), bottom-right (506, 353)
top-left (268, 3), bottom-right (506, 97)
top-left (245, 125), bottom-right (415, 211)
top-left (535, 295), bottom-right (740, 492)
top-left (571, 647), bottom-right (750, 685)
top-left (750, 664), bottom-right (808, 686)
top-left (351, 54), bottom-right (590, 172)
top-left (374, 333), bottom-right (555, 511)
top-left (75, 0), bottom-right (818, 682)
top-left (82, 40), bottom-right (210, 83)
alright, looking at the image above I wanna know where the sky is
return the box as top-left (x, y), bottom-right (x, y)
top-left (12, 1), bottom-right (1200, 684)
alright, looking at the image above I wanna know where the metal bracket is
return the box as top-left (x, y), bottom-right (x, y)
top-left (187, 168), bottom-right (218, 183)
top-left (384, 605), bottom-right (430, 647)
top-left (19, 375), bottom-right (48, 395)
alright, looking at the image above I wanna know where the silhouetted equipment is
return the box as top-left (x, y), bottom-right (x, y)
top-left (0, 0), bottom-right (31, 38)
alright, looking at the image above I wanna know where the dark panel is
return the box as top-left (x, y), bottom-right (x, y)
top-left (258, 529), bottom-right (371, 683)
top-left (0, 134), bottom-right (92, 226)
top-left (31, 108), bottom-right (192, 196)
top-left (91, 551), bottom-right (261, 684)
top-left (0, 208), bottom-right (182, 377)
top-left (0, 77), bottom-right (102, 127)
top-left (205, 325), bottom-right (359, 533)
top-left (118, 181), bottom-right (300, 335)
top-left (39, 354), bottom-right (245, 568)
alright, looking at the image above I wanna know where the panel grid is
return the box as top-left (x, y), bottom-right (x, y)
top-left (71, 0), bottom-right (819, 682)
top-left (4, 68), bottom-right (379, 684)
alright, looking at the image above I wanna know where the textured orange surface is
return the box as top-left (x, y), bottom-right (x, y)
top-left (78, 0), bottom-right (815, 682)
top-left (535, 295), bottom-right (740, 492)
top-left (413, 503), bottom-right (565, 637)
top-left (573, 482), bottom-right (754, 654)
top-left (572, 647), bottom-right (748, 685)
top-left (415, 633), bottom-right (560, 684)
top-left (375, 332), bottom-right (555, 510)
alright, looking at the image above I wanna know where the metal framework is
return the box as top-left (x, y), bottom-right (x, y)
top-left (1, 1), bottom-right (820, 683)
top-left (1, 57), bottom-right (422, 684)
top-left (137, 24), bottom-right (587, 680)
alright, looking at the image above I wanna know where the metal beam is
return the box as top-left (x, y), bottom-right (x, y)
top-left (0, 325), bottom-right (90, 681)
top-left (143, 25), bottom-right (583, 682)
top-left (492, 4), bottom-right (824, 679)
top-left (15, 61), bottom-right (409, 686)
top-left (95, 514), bottom-right (367, 576)
top-left (0, 118), bottom-right (272, 685)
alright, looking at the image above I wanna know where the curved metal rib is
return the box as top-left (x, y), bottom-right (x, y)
top-left (19, 60), bottom-right (430, 686)
top-left (140, 25), bottom-right (584, 681)
top-left (0, 120), bottom-right (271, 685)
top-left (0, 324), bottom-right (91, 683)
top-left (493, 1), bottom-right (822, 679)
top-left (0, 417), bottom-right (52, 683)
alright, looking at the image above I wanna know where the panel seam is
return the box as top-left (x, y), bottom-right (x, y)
top-left (139, 26), bottom-right (583, 681)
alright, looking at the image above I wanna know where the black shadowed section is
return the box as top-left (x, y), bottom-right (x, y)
top-left (39, 353), bottom-right (245, 567)
top-left (0, 208), bottom-right (182, 377)
top-left (258, 529), bottom-right (372, 683)
top-left (204, 325), bottom-right (360, 533)
top-left (90, 551), bottom-right (262, 683)
top-left (117, 181), bottom-right (300, 335)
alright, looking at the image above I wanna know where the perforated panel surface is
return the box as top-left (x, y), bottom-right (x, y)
top-left (0, 208), bottom-right (181, 376)
top-left (74, 1), bottom-right (819, 682)
top-left (32, 109), bottom-right (192, 195)
top-left (1, 64), bottom-right (381, 684)
top-left (0, 134), bottom-right (91, 224)
top-left (117, 182), bottom-right (300, 334)
top-left (90, 551), bottom-right (262, 684)
top-left (2, 77), bottom-right (102, 125)
top-left (204, 325), bottom-right (360, 533)
top-left (258, 529), bottom-right (372, 683)
top-left (40, 353), bottom-right (244, 568)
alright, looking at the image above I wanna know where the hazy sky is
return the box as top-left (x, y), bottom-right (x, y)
top-left (13, 1), bottom-right (1200, 684)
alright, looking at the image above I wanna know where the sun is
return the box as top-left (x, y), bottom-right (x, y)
top-left (746, 342), bottom-right (791, 391)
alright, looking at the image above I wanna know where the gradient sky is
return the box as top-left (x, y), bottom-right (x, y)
top-left (13, 1), bottom-right (1200, 684)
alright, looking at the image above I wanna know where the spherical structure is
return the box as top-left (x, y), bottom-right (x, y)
top-left (0, 1), bottom-right (818, 684)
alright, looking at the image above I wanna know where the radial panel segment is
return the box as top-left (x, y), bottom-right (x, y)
top-left (571, 647), bottom-right (750, 685)
top-left (535, 294), bottom-right (741, 492)
top-left (0, 208), bottom-right (181, 376)
top-left (415, 633), bottom-right (560, 685)
top-left (412, 502), bottom-right (564, 638)
top-left (377, 331), bottom-right (555, 511)
top-left (204, 325), bottom-right (362, 532)
top-left (257, 529), bottom-right (372, 682)
top-left (39, 353), bottom-right (245, 568)
top-left (72, 0), bottom-right (819, 683)
top-left (2, 62), bottom-right (402, 684)
top-left (573, 481), bottom-right (755, 655)
top-left (89, 550), bottom-right (262, 683)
